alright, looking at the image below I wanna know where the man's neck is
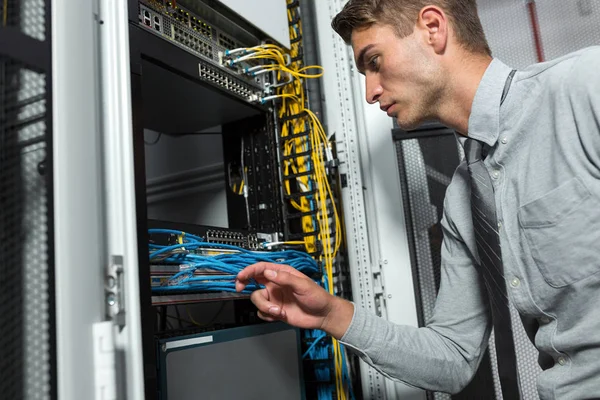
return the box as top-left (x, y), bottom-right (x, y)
top-left (437, 54), bottom-right (493, 136)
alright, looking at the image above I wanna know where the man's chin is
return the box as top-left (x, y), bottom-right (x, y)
top-left (395, 115), bottom-right (438, 131)
top-left (394, 116), bottom-right (422, 131)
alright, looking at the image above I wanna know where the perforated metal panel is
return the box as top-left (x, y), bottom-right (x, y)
top-left (0, 56), bottom-right (52, 400)
top-left (0, 58), bottom-right (26, 399)
top-left (1, 0), bottom-right (46, 41)
top-left (511, 305), bottom-right (541, 399)
top-left (0, 0), bottom-right (53, 398)
top-left (478, 0), bottom-right (600, 68)
top-left (487, 307), bottom-right (542, 400)
top-left (396, 135), bottom-right (448, 400)
top-left (395, 136), bottom-right (457, 326)
top-left (477, 0), bottom-right (538, 68)
top-left (536, 0), bottom-right (600, 60)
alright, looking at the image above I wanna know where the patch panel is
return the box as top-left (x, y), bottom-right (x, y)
top-left (147, 223), bottom-right (267, 252)
top-left (218, 33), bottom-right (237, 51)
top-left (173, 7), bottom-right (190, 26)
top-left (206, 229), bottom-right (261, 250)
top-left (173, 25), bottom-right (212, 59)
top-left (198, 63), bottom-right (261, 102)
top-left (190, 16), bottom-right (212, 39)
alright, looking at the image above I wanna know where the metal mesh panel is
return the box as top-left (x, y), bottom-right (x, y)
top-left (1, 0), bottom-right (46, 41)
top-left (511, 305), bottom-right (541, 400)
top-left (535, 0), bottom-right (600, 60)
top-left (478, 0), bottom-right (600, 68)
top-left (477, 0), bottom-right (538, 68)
top-left (395, 136), bottom-right (459, 325)
top-left (0, 58), bottom-right (51, 400)
top-left (395, 133), bottom-right (461, 400)
top-left (487, 307), bottom-right (542, 400)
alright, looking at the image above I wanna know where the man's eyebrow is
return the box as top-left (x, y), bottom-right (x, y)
top-left (356, 44), bottom-right (376, 72)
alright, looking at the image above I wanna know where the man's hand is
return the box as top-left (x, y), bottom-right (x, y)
top-left (236, 262), bottom-right (354, 339)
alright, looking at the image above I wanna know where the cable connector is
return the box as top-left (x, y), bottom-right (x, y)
top-left (224, 48), bottom-right (248, 57)
top-left (326, 159), bottom-right (340, 169)
top-left (259, 95), bottom-right (281, 104)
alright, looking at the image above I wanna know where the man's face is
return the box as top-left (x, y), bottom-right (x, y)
top-left (351, 23), bottom-right (444, 130)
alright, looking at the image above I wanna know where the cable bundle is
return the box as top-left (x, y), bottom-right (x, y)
top-left (149, 229), bottom-right (320, 294)
top-left (211, 1), bottom-right (353, 397)
top-left (285, 3), bottom-right (350, 399)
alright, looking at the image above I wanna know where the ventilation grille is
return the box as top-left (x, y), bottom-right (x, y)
top-left (0, 57), bottom-right (51, 400)
top-left (477, 0), bottom-right (600, 68)
top-left (1, 0), bottom-right (46, 41)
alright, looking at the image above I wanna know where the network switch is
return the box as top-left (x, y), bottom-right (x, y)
top-left (138, 0), bottom-right (269, 103)
top-left (147, 221), bottom-right (278, 250)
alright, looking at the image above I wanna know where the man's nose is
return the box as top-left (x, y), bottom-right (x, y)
top-left (366, 75), bottom-right (383, 104)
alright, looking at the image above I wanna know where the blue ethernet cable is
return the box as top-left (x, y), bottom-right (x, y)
top-left (149, 229), bottom-right (320, 293)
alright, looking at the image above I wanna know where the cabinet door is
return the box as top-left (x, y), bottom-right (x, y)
top-left (0, 1), bottom-right (55, 398)
top-left (53, 0), bottom-right (144, 398)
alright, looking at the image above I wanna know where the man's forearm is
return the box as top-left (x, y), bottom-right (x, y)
top-left (321, 296), bottom-right (354, 339)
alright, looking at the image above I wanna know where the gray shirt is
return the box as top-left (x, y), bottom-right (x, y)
top-left (340, 47), bottom-right (600, 399)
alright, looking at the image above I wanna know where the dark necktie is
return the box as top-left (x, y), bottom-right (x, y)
top-left (464, 138), bottom-right (520, 399)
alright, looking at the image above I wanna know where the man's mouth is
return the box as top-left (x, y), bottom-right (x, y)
top-left (381, 103), bottom-right (395, 116)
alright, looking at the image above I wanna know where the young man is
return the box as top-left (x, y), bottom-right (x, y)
top-left (236, 0), bottom-right (600, 398)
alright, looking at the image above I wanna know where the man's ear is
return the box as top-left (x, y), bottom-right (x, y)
top-left (418, 6), bottom-right (448, 54)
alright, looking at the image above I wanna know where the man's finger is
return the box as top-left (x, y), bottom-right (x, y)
top-left (236, 262), bottom-right (306, 291)
top-left (257, 310), bottom-right (280, 322)
top-left (262, 268), bottom-right (311, 295)
top-left (250, 289), bottom-right (285, 317)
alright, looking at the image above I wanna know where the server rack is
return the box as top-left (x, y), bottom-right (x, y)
top-left (127, 7), bottom-right (274, 398)
top-left (125, 1), bottom-right (350, 398)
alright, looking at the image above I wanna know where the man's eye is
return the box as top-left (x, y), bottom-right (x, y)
top-left (369, 56), bottom-right (379, 70)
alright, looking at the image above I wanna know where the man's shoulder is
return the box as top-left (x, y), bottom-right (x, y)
top-left (516, 46), bottom-right (600, 87)
top-left (563, 46), bottom-right (600, 89)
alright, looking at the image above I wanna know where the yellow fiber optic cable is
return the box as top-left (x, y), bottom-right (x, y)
top-left (3, 0), bottom-right (8, 27)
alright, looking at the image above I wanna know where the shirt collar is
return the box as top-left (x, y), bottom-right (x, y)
top-left (467, 58), bottom-right (513, 147)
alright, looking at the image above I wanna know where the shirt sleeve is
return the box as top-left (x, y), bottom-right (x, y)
top-left (567, 47), bottom-right (600, 169)
top-left (340, 193), bottom-right (492, 394)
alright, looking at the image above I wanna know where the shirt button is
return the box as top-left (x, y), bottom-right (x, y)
top-left (510, 277), bottom-right (521, 288)
top-left (540, 316), bottom-right (551, 324)
top-left (557, 356), bottom-right (567, 366)
top-left (492, 170), bottom-right (500, 179)
top-left (501, 137), bottom-right (508, 144)
top-left (497, 221), bottom-right (503, 229)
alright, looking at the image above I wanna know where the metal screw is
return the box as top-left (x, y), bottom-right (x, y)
top-left (106, 293), bottom-right (116, 307)
top-left (37, 160), bottom-right (46, 176)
